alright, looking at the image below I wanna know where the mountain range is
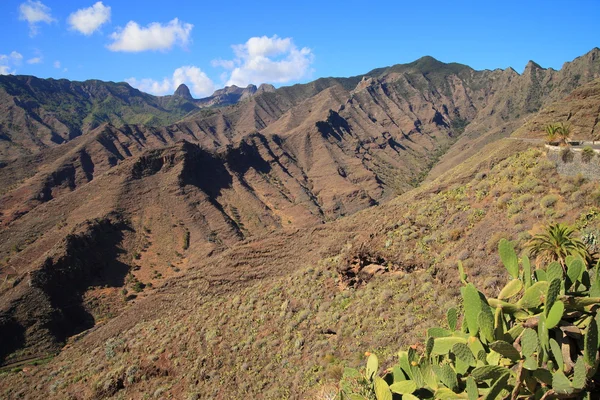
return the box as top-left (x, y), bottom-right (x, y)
top-left (1, 48), bottom-right (600, 399)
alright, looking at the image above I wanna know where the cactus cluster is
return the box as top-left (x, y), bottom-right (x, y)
top-left (339, 239), bottom-right (600, 399)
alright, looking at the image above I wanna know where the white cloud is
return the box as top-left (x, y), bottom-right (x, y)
top-left (27, 56), bottom-right (43, 64)
top-left (126, 66), bottom-right (215, 98)
top-left (215, 35), bottom-right (314, 87)
top-left (19, 0), bottom-right (55, 37)
top-left (107, 18), bottom-right (193, 52)
top-left (68, 1), bottom-right (111, 36)
top-left (0, 51), bottom-right (24, 75)
top-left (236, 35), bottom-right (292, 59)
top-left (53, 60), bottom-right (61, 68)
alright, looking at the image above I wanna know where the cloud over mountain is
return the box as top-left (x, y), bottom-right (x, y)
top-left (107, 18), bottom-right (193, 52)
top-left (215, 35), bottom-right (314, 87)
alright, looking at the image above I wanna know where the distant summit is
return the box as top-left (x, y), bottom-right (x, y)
top-left (211, 84), bottom-right (257, 99)
top-left (196, 84), bottom-right (259, 107)
top-left (172, 82), bottom-right (271, 108)
top-left (257, 83), bottom-right (276, 94)
top-left (174, 83), bottom-right (193, 100)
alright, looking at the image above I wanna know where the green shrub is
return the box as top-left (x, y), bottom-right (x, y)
top-left (506, 203), bottom-right (522, 216)
top-left (515, 193), bottom-right (533, 206)
top-left (516, 176), bottom-right (540, 193)
top-left (132, 281), bottom-right (146, 292)
top-left (582, 146), bottom-right (595, 163)
top-left (517, 230), bottom-right (532, 241)
top-left (532, 159), bottom-right (556, 178)
top-left (571, 173), bottom-right (587, 187)
top-left (561, 182), bottom-right (577, 195)
top-left (338, 237), bottom-right (600, 399)
top-left (496, 193), bottom-right (512, 210)
top-left (540, 194), bottom-right (559, 208)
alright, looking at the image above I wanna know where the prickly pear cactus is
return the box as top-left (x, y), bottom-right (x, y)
top-left (338, 233), bottom-right (600, 399)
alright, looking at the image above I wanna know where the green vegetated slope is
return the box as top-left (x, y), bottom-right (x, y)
top-left (0, 75), bottom-right (198, 160)
top-left (3, 134), bottom-right (600, 398)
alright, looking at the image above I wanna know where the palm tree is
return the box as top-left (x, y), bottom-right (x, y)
top-left (556, 122), bottom-right (571, 146)
top-left (544, 124), bottom-right (559, 144)
top-left (527, 223), bottom-right (589, 267)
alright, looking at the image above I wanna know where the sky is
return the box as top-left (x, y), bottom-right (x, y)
top-left (0, 0), bottom-right (598, 98)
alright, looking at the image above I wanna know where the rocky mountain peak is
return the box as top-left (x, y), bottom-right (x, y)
top-left (353, 76), bottom-right (377, 93)
top-left (174, 83), bottom-right (193, 100)
top-left (524, 60), bottom-right (544, 71)
top-left (257, 83), bottom-right (276, 94)
top-left (211, 84), bottom-right (256, 97)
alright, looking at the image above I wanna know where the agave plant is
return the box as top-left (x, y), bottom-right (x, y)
top-left (527, 223), bottom-right (589, 268)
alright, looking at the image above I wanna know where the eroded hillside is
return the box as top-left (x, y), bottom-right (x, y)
top-left (3, 132), bottom-right (600, 398)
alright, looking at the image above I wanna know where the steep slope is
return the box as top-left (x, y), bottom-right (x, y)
top-left (3, 48), bottom-right (598, 167)
top-left (0, 140), bottom-right (284, 362)
top-left (428, 48), bottom-right (600, 180)
top-left (512, 77), bottom-right (600, 140)
top-left (0, 128), bottom-right (396, 363)
top-left (0, 74), bottom-right (365, 163)
top-left (2, 64), bottom-right (487, 230)
top-left (0, 76), bottom-right (199, 160)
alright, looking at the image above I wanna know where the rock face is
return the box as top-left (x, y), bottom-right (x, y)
top-left (174, 83), bottom-right (193, 100)
top-left (257, 83), bottom-right (276, 94)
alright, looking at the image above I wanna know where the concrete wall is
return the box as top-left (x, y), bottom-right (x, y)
top-left (546, 147), bottom-right (600, 179)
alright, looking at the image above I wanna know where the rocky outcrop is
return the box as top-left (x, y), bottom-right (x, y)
top-left (257, 83), bottom-right (276, 94)
top-left (174, 83), bottom-right (193, 100)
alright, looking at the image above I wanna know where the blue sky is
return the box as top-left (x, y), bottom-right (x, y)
top-left (0, 0), bottom-right (598, 98)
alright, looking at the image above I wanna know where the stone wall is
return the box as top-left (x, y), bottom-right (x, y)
top-left (546, 147), bottom-right (600, 179)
